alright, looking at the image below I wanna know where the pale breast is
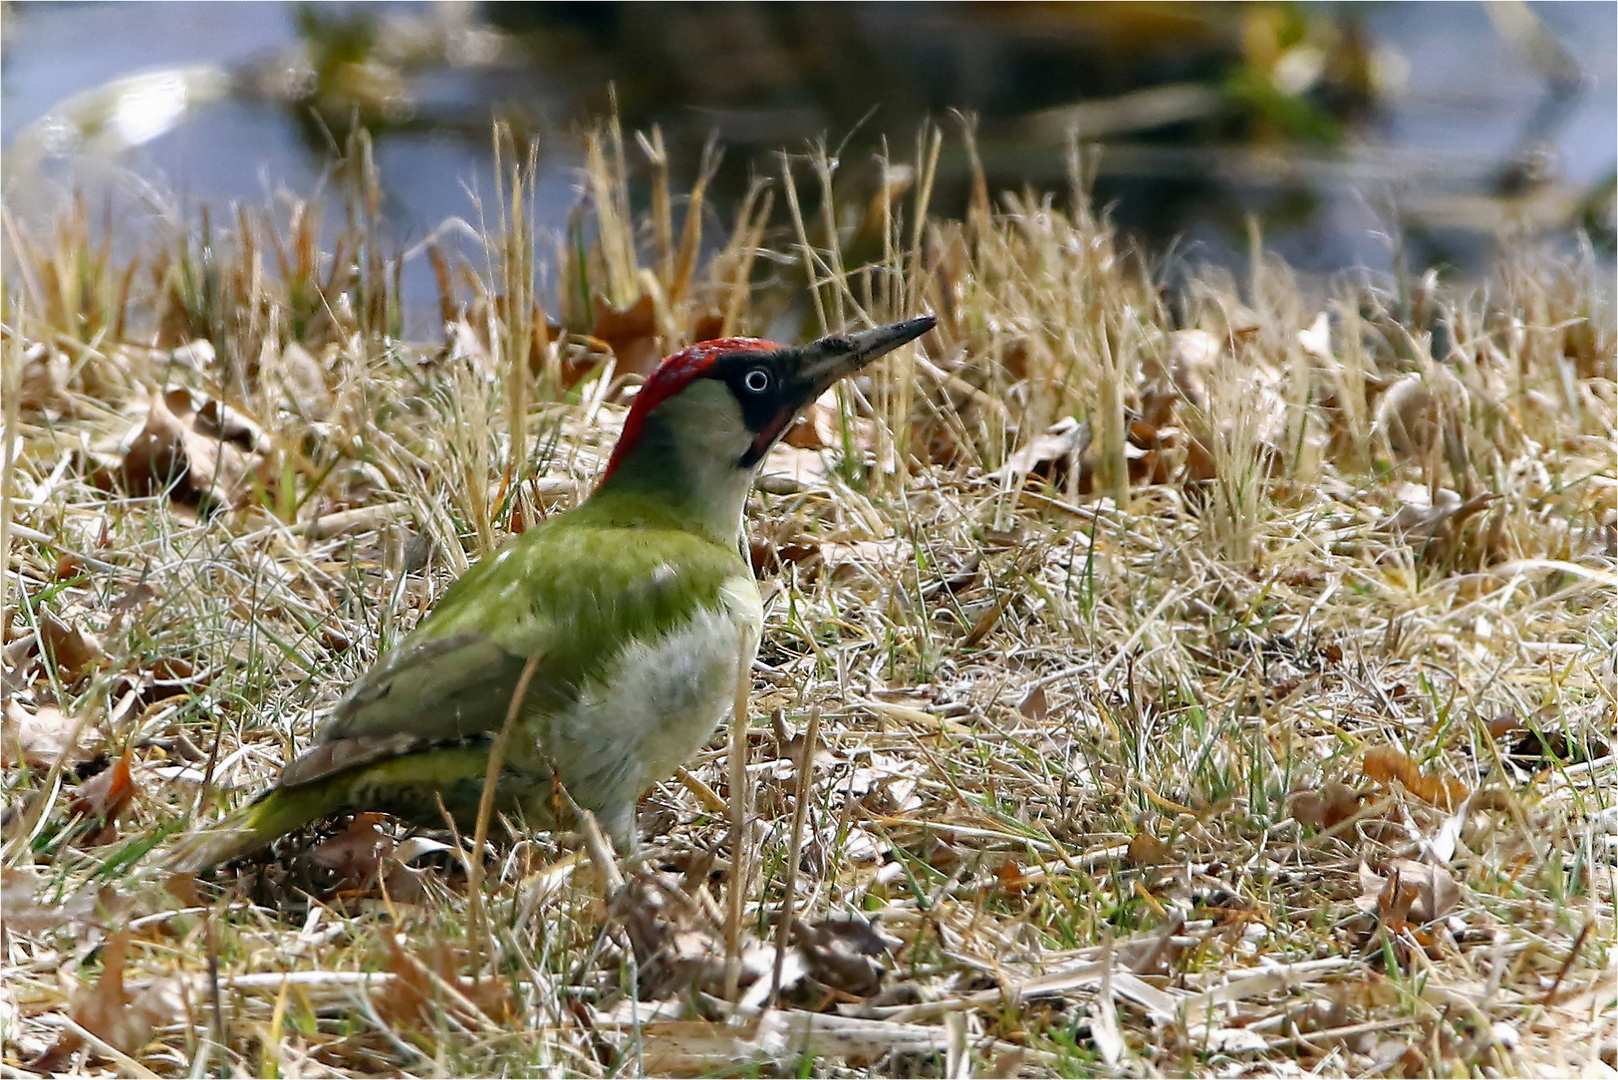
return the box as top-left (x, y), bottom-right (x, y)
top-left (538, 573), bottom-right (763, 821)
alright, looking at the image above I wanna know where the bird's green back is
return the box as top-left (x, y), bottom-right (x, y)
top-left (314, 492), bottom-right (752, 749)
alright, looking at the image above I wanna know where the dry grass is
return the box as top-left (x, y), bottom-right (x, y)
top-left (2, 121), bottom-right (1615, 1078)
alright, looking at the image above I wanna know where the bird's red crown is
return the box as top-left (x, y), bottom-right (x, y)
top-left (602, 337), bottom-right (784, 482)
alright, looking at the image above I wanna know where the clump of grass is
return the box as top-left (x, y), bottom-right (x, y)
top-left (2, 117), bottom-right (1614, 1078)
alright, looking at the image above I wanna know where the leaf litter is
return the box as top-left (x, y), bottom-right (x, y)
top-left (1, 119), bottom-right (1613, 1077)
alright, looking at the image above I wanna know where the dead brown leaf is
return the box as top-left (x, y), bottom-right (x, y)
top-left (36, 609), bottom-right (107, 679)
top-left (71, 748), bottom-right (140, 845)
top-left (30, 930), bottom-right (186, 1070)
top-left (1504, 724), bottom-right (1612, 766)
top-left (690, 311), bottom-right (725, 343)
top-left (1355, 859), bottom-right (1460, 926)
top-left (309, 812), bottom-right (395, 884)
top-left (108, 580), bottom-right (160, 616)
top-left (275, 341), bottom-right (333, 417)
top-left (164, 871), bottom-right (204, 908)
top-left (0, 868), bottom-right (125, 935)
top-left (1469, 788), bottom-right (1519, 813)
top-left (921, 421), bottom-right (961, 467)
top-left (2, 698), bottom-right (103, 770)
top-left (610, 872), bottom-right (736, 999)
top-left (1126, 418), bottom-right (1186, 487)
top-left (844, 748), bottom-right (924, 815)
top-left (1182, 431), bottom-right (1218, 483)
top-left (783, 398), bottom-right (838, 451)
top-left (592, 293), bottom-right (661, 377)
top-left (1127, 829), bottom-right (1171, 867)
top-left (378, 934), bottom-right (516, 1031)
top-left (766, 715), bottom-right (840, 775)
top-left (1362, 746), bottom-right (1469, 810)
top-left (993, 417), bottom-right (1089, 486)
top-left (748, 536), bottom-right (822, 577)
top-left (813, 538), bottom-right (909, 584)
top-left (1017, 684), bottom-right (1049, 721)
top-left (1485, 712), bottom-right (1525, 740)
top-left (1142, 329), bottom-right (1219, 427)
top-left (994, 858), bottom-right (1035, 895)
top-left (1378, 484), bottom-right (1496, 546)
top-left (758, 442), bottom-right (834, 493)
top-left (1288, 780), bottom-right (1366, 831)
top-left (1374, 375), bottom-right (1437, 460)
top-left (16, 342), bottom-right (72, 414)
top-left (794, 915), bottom-right (897, 998)
top-left (960, 599), bottom-right (1005, 648)
top-left (194, 395), bottom-right (270, 453)
top-left (110, 387), bottom-right (267, 507)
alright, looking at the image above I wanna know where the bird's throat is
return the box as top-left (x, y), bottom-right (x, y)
top-left (590, 403), bottom-right (757, 545)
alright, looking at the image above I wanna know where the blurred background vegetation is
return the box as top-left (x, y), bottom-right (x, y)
top-left (3, 1), bottom-right (1615, 329)
top-left (2, 11), bottom-right (1614, 1074)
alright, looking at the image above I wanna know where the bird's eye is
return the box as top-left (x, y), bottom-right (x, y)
top-left (743, 368), bottom-right (771, 393)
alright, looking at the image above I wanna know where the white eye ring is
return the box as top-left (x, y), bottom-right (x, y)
top-left (743, 368), bottom-right (770, 393)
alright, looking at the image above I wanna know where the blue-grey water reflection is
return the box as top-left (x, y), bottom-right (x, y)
top-left (3, 0), bottom-right (1613, 325)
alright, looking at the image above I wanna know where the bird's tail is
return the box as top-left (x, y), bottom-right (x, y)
top-left (166, 784), bottom-right (335, 874)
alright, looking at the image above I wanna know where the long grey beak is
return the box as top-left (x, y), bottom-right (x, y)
top-left (799, 315), bottom-right (937, 393)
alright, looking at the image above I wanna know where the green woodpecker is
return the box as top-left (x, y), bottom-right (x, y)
top-left (174, 316), bottom-right (934, 870)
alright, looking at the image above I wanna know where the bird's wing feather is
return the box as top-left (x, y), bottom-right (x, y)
top-left (307, 516), bottom-right (744, 756)
top-left (314, 632), bottom-right (531, 745)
